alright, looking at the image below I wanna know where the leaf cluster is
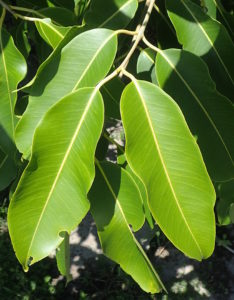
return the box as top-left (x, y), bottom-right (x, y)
top-left (0, 0), bottom-right (233, 294)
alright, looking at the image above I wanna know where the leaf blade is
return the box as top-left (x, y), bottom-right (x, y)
top-left (89, 161), bottom-right (164, 293)
top-left (85, 0), bottom-right (138, 30)
top-left (121, 80), bottom-right (216, 260)
top-left (167, 0), bottom-right (234, 101)
top-left (15, 28), bottom-right (117, 158)
top-left (35, 18), bottom-right (70, 49)
top-left (9, 87), bottom-right (104, 269)
top-left (0, 24), bottom-right (26, 189)
top-left (156, 49), bottom-right (234, 181)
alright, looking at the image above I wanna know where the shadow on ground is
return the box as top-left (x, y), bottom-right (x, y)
top-left (1, 204), bottom-right (234, 299)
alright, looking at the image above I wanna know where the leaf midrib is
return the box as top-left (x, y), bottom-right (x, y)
top-left (132, 80), bottom-right (203, 257)
top-left (25, 88), bottom-right (97, 264)
top-left (181, 0), bottom-right (234, 86)
top-left (141, 49), bottom-right (155, 64)
top-left (38, 19), bottom-right (65, 40)
top-left (0, 154), bottom-right (8, 169)
top-left (98, 0), bottom-right (135, 28)
top-left (212, 0), bottom-right (234, 37)
top-left (102, 85), bottom-right (119, 106)
top-left (72, 31), bottom-right (116, 91)
top-left (96, 161), bottom-right (164, 289)
top-left (159, 50), bottom-right (234, 166)
top-left (0, 29), bottom-right (14, 139)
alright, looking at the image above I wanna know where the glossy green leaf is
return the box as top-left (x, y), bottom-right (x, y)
top-left (89, 161), bottom-right (164, 293)
top-left (137, 48), bottom-right (157, 84)
top-left (216, 180), bottom-right (234, 225)
top-left (9, 87), bottom-right (104, 270)
top-left (202, 0), bottom-right (216, 18)
top-left (156, 49), bottom-right (234, 181)
top-left (19, 26), bottom-right (84, 93)
top-left (84, 0), bottom-right (138, 30)
top-left (167, 0), bottom-right (234, 102)
top-left (16, 28), bottom-right (117, 158)
top-left (121, 80), bottom-right (216, 260)
top-left (35, 18), bottom-right (70, 49)
top-left (125, 164), bottom-right (154, 229)
top-left (56, 232), bottom-right (72, 282)
top-left (0, 25), bottom-right (27, 190)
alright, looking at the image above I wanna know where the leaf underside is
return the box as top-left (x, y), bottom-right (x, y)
top-left (89, 161), bottom-right (164, 293)
top-left (156, 49), bottom-right (234, 181)
top-left (9, 87), bottom-right (104, 270)
top-left (121, 80), bottom-right (216, 260)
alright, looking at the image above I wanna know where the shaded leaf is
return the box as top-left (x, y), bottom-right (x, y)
top-left (125, 164), bottom-right (154, 229)
top-left (202, 0), bottom-right (216, 18)
top-left (206, 0), bottom-right (234, 39)
top-left (121, 80), bottom-right (216, 260)
top-left (15, 21), bottom-right (31, 59)
top-left (39, 7), bottom-right (77, 26)
top-left (50, 0), bottom-right (74, 10)
top-left (9, 87), bottom-right (104, 270)
top-left (19, 26), bottom-right (84, 93)
top-left (15, 28), bottom-right (118, 158)
top-left (156, 49), bottom-right (234, 181)
top-left (89, 161), bottom-right (164, 293)
top-left (216, 180), bottom-right (234, 225)
top-left (56, 232), bottom-right (72, 282)
top-left (137, 48), bottom-right (157, 84)
top-left (152, 0), bottom-right (179, 49)
top-left (101, 76), bottom-right (124, 119)
top-left (0, 25), bottom-right (26, 190)
top-left (167, 0), bottom-right (234, 102)
top-left (85, 0), bottom-right (138, 30)
top-left (230, 204), bottom-right (234, 224)
top-left (16, 0), bottom-right (48, 9)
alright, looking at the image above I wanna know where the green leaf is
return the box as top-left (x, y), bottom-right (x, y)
top-left (101, 76), bottom-right (124, 119)
top-left (153, 0), bottom-right (179, 49)
top-left (50, 0), bottom-right (75, 10)
top-left (0, 145), bottom-right (17, 191)
top-left (137, 48), bottom-right (157, 84)
top-left (89, 161), bottom-right (164, 293)
top-left (35, 18), bottom-right (71, 49)
top-left (230, 203), bottom-right (234, 224)
top-left (156, 49), bottom-right (234, 182)
top-left (84, 0), bottom-right (138, 30)
top-left (202, 0), bottom-right (216, 18)
top-left (15, 28), bottom-right (118, 158)
top-left (125, 164), bottom-right (154, 229)
top-left (39, 7), bottom-right (77, 26)
top-left (15, 21), bottom-right (31, 59)
top-left (19, 26), bottom-right (84, 93)
top-left (16, 0), bottom-right (48, 9)
top-left (0, 23), bottom-right (27, 190)
top-left (56, 232), bottom-right (72, 282)
top-left (121, 80), bottom-right (216, 260)
top-left (8, 87), bottom-right (104, 270)
top-left (209, 0), bottom-right (234, 39)
top-left (216, 180), bottom-right (234, 225)
top-left (166, 0), bottom-right (234, 102)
